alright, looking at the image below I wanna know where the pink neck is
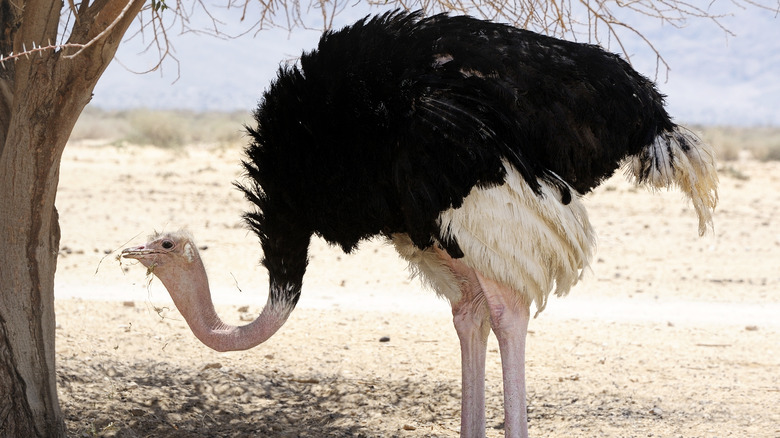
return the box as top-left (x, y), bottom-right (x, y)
top-left (158, 256), bottom-right (291, 352)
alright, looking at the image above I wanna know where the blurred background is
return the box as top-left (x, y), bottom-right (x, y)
top-left (88, 3), bottom-right (779, 126)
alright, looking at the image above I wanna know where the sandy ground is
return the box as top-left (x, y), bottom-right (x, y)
top-left (54, 141), bottom-right (780, 437)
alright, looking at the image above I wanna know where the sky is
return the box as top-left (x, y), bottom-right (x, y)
top-left (90, 3), bottom-right (780, 126)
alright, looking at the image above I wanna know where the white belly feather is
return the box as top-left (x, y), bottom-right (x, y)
top-left (393, 161), bottom-right (596, 315)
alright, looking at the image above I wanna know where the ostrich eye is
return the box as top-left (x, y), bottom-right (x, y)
top-left (161, 240), bottom-right (174, 250)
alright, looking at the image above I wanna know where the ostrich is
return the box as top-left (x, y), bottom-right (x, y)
top-left (122, 11), bottom-right (718, 438)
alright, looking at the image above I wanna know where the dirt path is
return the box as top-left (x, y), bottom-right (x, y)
top-left (54, 142), bottom-right (780, 437)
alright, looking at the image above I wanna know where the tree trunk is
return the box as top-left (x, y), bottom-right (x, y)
top-left (0, 1), bottom-right (144, 435)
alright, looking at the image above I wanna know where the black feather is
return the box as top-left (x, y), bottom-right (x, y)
top-left (238, 10), bottom-right (677, 271)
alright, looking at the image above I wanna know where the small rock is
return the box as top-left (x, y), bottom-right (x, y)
top-left (745, 325), bottom-right (758, 331)
top-left (650, 407), bottom-right (663, 416)
top-left (402, 424), bottom-right (416, 431)
top-left (379, 336), bottom-right (390, 343)
top-left (237, 305), bottom-right (249, 313)
top-left (202, 362), bottom-right (222, 370)
top-left (122, 301), bottom-right (135, 307)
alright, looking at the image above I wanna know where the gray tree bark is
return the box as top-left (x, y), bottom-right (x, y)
top-left (0, 1), bottom-right (144, 435)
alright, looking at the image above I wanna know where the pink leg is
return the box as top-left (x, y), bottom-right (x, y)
top-left (437, 249), bottom-right (490, 438)
top-left (452, 272), bottom-right (490, 437)
top-left (476, 272), bottom-right (530, 438)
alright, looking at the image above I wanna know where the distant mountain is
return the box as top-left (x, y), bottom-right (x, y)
top-left (91, 5), bottom-right (779, 126)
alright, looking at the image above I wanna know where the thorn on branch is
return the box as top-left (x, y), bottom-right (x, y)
top-left (0, 43), bottom-right (87, 67)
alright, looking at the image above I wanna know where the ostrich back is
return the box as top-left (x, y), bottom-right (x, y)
top-left (240, 10), bottom-right (674, 256)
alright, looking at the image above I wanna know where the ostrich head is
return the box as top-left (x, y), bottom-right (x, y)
top-left (122, 230), bottom-right (303, 352)
top-left (122, 230), bottom-right (198, 271)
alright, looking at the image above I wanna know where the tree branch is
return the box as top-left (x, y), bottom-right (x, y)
top-left (63, 0), bottom-right (138, 58)
top-left (14, 0), bottom-right (61, 55)
top-left (1, 0), bottom-right (778, 85)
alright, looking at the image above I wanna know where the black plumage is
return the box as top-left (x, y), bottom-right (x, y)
top-left (240, 10), bottom-right (681, 280)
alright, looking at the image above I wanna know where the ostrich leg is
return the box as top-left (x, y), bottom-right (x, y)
top-left (476, 272), bottom-right (531, 438)
top-left (435, 248), bottom-right (491, 437)
top-left (451, 270), bottom-right (490, 437)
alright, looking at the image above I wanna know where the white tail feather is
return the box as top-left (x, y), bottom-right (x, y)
top-left (625, 128), bottom-right (719, 236)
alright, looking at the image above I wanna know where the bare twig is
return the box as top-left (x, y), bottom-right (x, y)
top-left (64, 0), bottom-right (138, 58)
top-left (38, 0), bottom-right (780, 81)
top-left (66, 0), bottom-right (78, 17)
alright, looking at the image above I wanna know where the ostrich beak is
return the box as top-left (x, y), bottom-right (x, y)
top-left (120, 245), bottom-right (153, 260)
top-left (120, 245), bottom-right (164, 269)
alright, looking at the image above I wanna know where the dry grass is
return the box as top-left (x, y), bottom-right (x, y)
top-left (71, 108), bottom-right (780, 162)
top-left (694, 125), bottom-right (780, 162)
top-left (71, 107), bottom-right (252, 148)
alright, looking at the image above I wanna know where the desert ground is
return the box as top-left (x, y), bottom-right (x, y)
top-left (54, 133), bottom-right (779, 437)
